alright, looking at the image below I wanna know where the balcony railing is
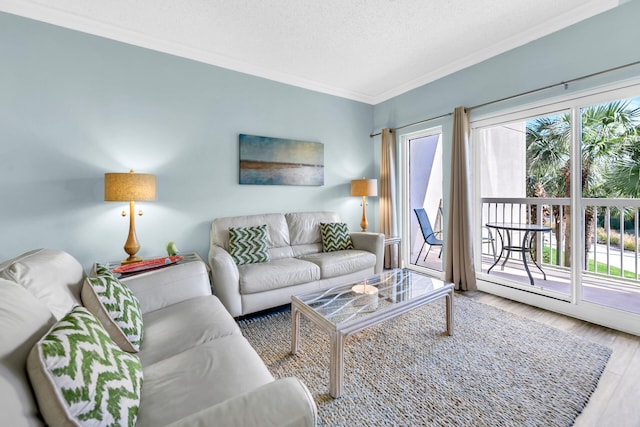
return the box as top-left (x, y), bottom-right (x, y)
top-left (481, 197), bottom-right (640, 282)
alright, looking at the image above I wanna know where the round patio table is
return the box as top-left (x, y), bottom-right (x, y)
top-left (485, 222), bottom-right (552, 286)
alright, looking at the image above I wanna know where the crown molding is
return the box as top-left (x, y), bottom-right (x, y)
top-left (1, 0), bottom-right (618, 106)
top-left (0, 1), bottom-right (377, 104)
top-left (370, 0), bottom-right (619, 105)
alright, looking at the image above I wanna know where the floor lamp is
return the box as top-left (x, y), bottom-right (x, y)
top-left (351, 178), bottom-right (378, 232)
top-left (104, 169), bottom-right (157, 264)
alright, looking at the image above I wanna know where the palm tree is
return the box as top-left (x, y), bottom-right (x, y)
top-left (578, 102), bottom-right (638, 265)
top-left (526, 100), bottom-right (640, 267)
top-left (606, 118), bottom-right (640, 198)
top-left (526, 115), bottom-right (570, 264)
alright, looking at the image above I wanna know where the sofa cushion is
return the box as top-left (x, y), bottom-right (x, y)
top-left (120, 261), bottom-right (213, 315)
top-left (239, 258), bottom-right (320, 294)
top-left (320, 222), bottom-right (354, 252)
top-left (290, 242), bottom-right (324, 257)
top-left (285, 211), bottom-right (340, 246)
top-left (27, 306), bottom-right (143, 427)
top-left (138, 336), bottom-right (273, 427)
top-left (138, 295), bottom-right (241, 367)
top-left (229, 224), bottom-right (271, 265)
top-left (82, 271), bottom-right (144, 352)
top-left (211, 213), bottom-right (290, 251)
top-left (0, 248), bottom-right (84, 320)
top-left (300, 250), bottom-right (377, 279)
top-left (162, 378), bottom-right (317, 427)
top-left (0, 278), bottom-right (56, 427)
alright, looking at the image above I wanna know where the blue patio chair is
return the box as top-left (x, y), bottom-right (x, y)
top-left (414, 208), bottom-right (443, 263)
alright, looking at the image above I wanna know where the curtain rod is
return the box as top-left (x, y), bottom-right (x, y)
top-left (369, 59), bottom-right (640, 138)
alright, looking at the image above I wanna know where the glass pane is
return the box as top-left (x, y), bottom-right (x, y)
top-left (525, 112), bottom-right (571, 278)
top-left (478, 112), bottom-right (571, 297)
top-left (579, 96), bottom-right (640, 314)
top-left (294, 269), bottom-right (450, 326)
top-left (408, 133), bottom-right (443, 271)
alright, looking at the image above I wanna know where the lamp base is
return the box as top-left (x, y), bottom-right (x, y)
top-left (121, 256), bottom-right (143, 265)
top-left (360, 196), bottom-right (368, 232)
top-left (121, 200), bottom-right (142, 265)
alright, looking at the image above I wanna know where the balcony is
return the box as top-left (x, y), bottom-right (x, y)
top-left (477, 197), bottom-right (640, 315)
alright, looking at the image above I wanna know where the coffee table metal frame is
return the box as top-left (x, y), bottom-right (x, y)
top-left (291, 269), bottom-right (454, 398)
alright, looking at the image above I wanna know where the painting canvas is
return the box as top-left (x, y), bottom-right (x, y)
top-left (239, 134), bottom-right (324, 186)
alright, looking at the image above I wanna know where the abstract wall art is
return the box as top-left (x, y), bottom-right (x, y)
top-left (239, 134), bottom-right (324, 186)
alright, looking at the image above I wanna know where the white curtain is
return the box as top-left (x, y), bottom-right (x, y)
top-left (445, 107), bottom-right (477, 290)
top-left (380, 128), bottom-right (398, 268)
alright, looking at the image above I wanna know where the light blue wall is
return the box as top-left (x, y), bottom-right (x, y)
top-left (373, 0), bottom-right (640, 227)
top-left (0, 13), bottom-right (375, 268)
top-left (2, 1), bottom-right (639, 270)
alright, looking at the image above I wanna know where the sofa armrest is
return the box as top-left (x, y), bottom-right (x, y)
top-left (208, 245), bottom-right (242, 317)
top-left (350, 232), bottom-right (384, 274)
top-left (166, 378), bottom-right (317, 427)
top-left (120, 261), bottom-right (211, 314)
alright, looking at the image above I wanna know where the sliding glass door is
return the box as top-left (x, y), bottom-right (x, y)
top-left (474, 111), bottom-right (572, 300)
top-left (400, 127), bottom-right (443, 273)
top-left (471, 81), bottom-right (640, 333)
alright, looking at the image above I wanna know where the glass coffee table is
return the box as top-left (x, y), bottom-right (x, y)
top-left (291, 269), bottom-right (454, 398)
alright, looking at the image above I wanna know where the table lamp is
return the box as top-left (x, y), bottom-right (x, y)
top-left (104, 169), bottom-right (157, 264)
top-left (351, 178), bottom-right (378, 232)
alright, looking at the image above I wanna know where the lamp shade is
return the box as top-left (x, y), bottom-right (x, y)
top-left (351, 178), bottom-right (378, 197)
top-left (104, 170), bottom-right (157, 201)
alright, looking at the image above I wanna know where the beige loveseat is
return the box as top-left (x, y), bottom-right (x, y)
top-left (0, 248), bottom-right (316, 426)
top-left (209, 211), bottom-right (384, 317)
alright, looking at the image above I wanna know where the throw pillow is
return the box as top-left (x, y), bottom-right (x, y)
top-left (320, 222), bottom-right (354, 252)
top-left (81, 267), bottom-right (144, 352)
top-left (93, 262), bottom-right (115, 278)
top-left (228, 224), bottom-right (271, 265)
top-left (27, 306), bottom-right (143, 427)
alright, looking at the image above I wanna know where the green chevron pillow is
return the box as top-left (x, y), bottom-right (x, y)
top-left (228, 224), bottom-right (271, 265)
top-left (27, 306), bottom-right (143, 427)
top-left (320, 222), bottom-right (354, 252)
top-left (82, 267), bottom-right (144, 352)
top-left (93, 262), bottom-right (114, 277)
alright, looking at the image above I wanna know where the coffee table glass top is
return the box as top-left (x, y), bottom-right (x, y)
top-left (293, 269), bottom-right (451, 327)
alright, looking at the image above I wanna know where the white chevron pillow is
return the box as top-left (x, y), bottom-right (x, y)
top-left (82, 266), bottom-right (144, 352)
top-left (27, 306), bottom-right (143, 427)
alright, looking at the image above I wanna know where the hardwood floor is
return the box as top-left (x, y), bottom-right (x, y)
top-left (466, 291), bottom-right (640, 427)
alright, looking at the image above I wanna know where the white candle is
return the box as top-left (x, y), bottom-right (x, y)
top-left (351, 284), bottom-right (379, 309)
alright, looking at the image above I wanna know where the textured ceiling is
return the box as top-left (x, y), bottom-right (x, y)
top-left (1, 0), bottom-right (619, 104)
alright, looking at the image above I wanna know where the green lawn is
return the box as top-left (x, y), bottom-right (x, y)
top-left (542, 247), bottom-right (638, 279)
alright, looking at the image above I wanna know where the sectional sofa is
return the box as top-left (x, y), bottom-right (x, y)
top-left (0, 248), bottom-right (317, 426)
top-left (209, 211), bottom-right (385, 317)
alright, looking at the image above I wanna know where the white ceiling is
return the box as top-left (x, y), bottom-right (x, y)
top-left (1, 0), bottom-right (620, 104)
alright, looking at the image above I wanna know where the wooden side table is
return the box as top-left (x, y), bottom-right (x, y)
top-left (384, 236), bottom-right (402, 268)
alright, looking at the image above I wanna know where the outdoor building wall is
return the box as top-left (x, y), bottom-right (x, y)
top-left (479, 124), bottom-right (526, 199)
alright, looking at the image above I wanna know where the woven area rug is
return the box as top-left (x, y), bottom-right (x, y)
top-left (239, 294), bottom-right (611, 427)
